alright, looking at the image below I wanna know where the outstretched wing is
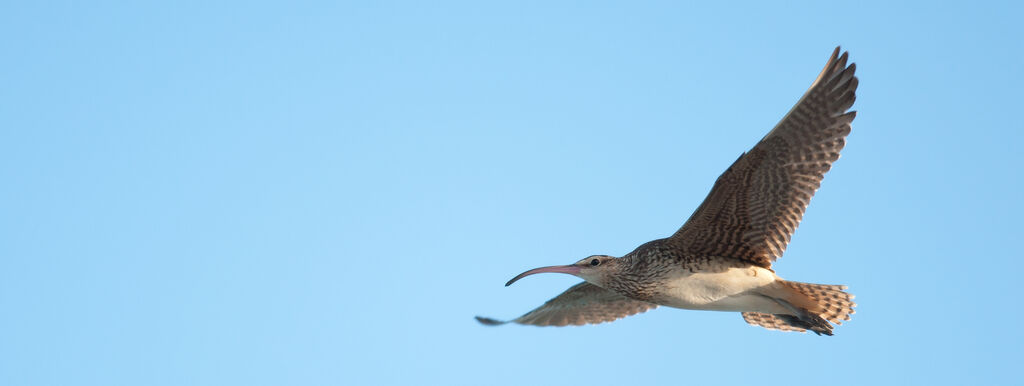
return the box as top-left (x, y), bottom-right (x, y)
top-left (671, 47), bottom-right (858, 268)
top-left (476, 282), bottom-right (657, 326)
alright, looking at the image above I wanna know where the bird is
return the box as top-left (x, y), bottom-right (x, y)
top-left (476, 47), bottom-right (859, 335)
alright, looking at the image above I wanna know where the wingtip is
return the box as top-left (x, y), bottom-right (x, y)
top-left (828, 46), bottom-right (852, 69)
top-left (475, 316), bottom-right (508, 326)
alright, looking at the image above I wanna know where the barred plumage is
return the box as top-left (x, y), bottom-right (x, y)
top-left (475, 282), bottom-right (657, 326)
top-left (784, 281), bottom-right (857, 324)
top-left (671, 48), bottom-right (858, 269)
top-left (741, 281), bottom-right (856, 335)
top-left (479, 47), bottom-right (860, 336)
top-left (742, 312), bottom-right (809, 333)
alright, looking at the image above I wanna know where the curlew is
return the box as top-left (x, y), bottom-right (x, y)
top-left (477, 47), bottom-right (859, 335)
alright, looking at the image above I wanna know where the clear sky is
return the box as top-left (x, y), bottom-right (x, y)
top-left (2, 1), bottom-right (1022, 385)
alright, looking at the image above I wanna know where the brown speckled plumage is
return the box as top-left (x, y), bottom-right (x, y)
top-left (479, 48), bottom-right (859, 335)
top-left (475, 282), bottom-right (658, 327)
top-left (671, 48), bottom-right (857, 269)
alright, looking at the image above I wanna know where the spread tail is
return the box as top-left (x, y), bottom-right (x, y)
top-left (743, 281), bottom-right (856, 336)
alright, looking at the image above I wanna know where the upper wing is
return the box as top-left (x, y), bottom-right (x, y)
top-left (475, 282), bottom-right (657, 326)
top-left (670, 47), bottom-right (858, 268)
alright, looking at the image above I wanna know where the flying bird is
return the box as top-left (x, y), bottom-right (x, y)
top-left (477, 47), bottom-right (859, 335)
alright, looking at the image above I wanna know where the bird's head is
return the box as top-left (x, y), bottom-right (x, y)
top-left (504, 255), bottom-right (621, 287)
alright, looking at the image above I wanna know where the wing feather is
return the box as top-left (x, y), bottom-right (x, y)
top-left (476, 282), bottom-right (657, 326)
top-left (670, 47), bottom-right (858, 268)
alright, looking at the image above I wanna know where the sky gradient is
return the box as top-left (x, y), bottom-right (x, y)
top-left (2, 1), bottom-right (1022, 385)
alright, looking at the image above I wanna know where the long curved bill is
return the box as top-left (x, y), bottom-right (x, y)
top-left (505, 265), bottom-right (582, 286)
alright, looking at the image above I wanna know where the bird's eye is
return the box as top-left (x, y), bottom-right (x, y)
top-left (590, 259), bottom-right (600, 266)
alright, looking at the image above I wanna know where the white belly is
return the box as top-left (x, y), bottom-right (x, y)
top-left (653, 266), bottom-right (789, 314)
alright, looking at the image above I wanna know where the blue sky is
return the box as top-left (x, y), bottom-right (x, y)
top-left (2, 1), bottom-right (1022, 385)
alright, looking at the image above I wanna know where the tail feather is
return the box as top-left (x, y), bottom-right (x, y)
top-left (742, 281), bottom-right (856, 335)
top-left (784, 281), bottom-right (856, 325)
top-left (742, 312), bottom-right (808, 333)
